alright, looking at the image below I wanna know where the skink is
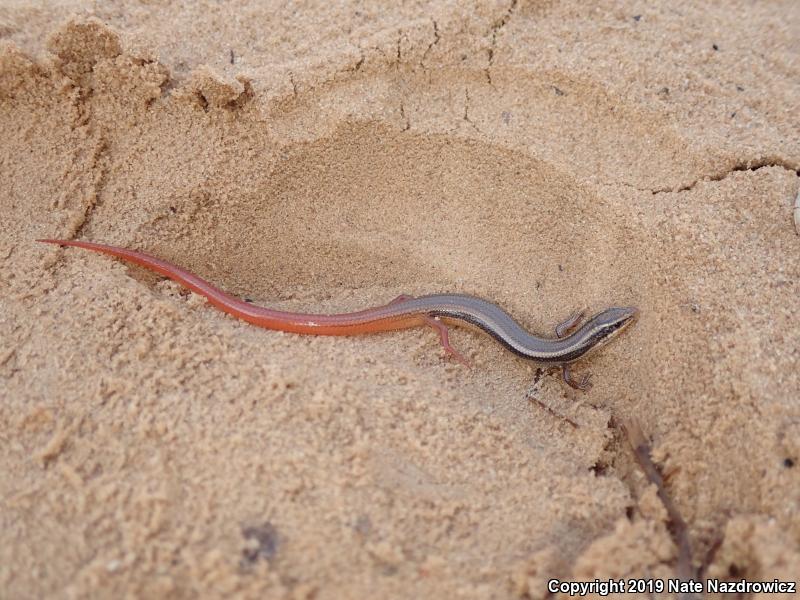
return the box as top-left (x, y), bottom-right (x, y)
top-left (38, 239), bottom-right (638, 390)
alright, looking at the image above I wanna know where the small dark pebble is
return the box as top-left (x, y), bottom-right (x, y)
top-left (632, 15), bottom-right (641, 21)
top-left (712, 43), bottom-right (719, 51)
top-left (354, 515), bottom-right (372, 536)
top-left (242, 522), bottom-right (279, 564)
top-left (784, 457), bottom-right (795, 468)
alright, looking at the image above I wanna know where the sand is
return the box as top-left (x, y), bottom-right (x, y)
top-left (1, 1), bottom-right (799, 598)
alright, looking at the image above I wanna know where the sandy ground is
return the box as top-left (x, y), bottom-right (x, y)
top-left (1, 1), bottom-right (799, 598)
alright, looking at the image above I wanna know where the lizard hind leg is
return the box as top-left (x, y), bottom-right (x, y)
top-left (424, 316), bottom-right (472, 367)
top-left (385, 294), bottom-right (416, 306)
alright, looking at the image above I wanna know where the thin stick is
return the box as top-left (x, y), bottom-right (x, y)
top-left (622, 419), bottom-right (697, 598)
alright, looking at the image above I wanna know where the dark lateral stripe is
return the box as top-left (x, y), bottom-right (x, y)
top-left (429, 309), bottom-right (589, 364)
